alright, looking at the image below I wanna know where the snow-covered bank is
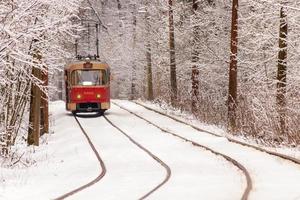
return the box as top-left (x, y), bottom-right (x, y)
top-left (1, 101), bottom-right (100, 200)
top-left (135, 100), bottom-right (300, 160)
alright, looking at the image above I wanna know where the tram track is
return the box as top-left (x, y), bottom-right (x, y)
top-left (58, 113), bottom-right (171, 200)
top-left (111, 102), bottom-right (252, 200)
top-left (131, 101), bottom-right (300, 166)
top-left (54, 115), bottom-right (106, 200)
top-left (112, 100), bottom-right (300, 199)
top-left (103, 115), bottom-right (171, 200)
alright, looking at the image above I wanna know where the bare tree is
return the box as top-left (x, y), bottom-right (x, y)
top-left (168, 0), bottom-right (178, 105)
top-left (130, 3), bottom-right (137, 100)
top-left (88, 0), bottom-right (300, 145)
top-left (228, 0), bottom-right (239, 132)
top-left (41, 66), bottom-right (49, 135)
top-left (145, 1), bottom-right (154, 101)
top-left (1, 0), bottom-right (82, 151)
top-left (191, 0), bottom-right (200, 114)
top-left (28, 51), bottom-right (42, 146)
top-left (276, 5), bottom-right (288, 136)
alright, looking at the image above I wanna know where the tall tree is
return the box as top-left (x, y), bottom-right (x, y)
top-left (130, 3), bottom-right (137, 100)
top-left (191, 0), bottom-right (200, 114)
top-left (0, 0), bottom-right (83, 149)
top-left (116, 0), bottom-right (121, 10)
top-left (40, 67), bottom-right (49, 135)
top-left (116, 0), bottom-right (122, 29)
top-left (228, 0), bottom-right (239, 132)
top-left (276, 5), bottom-right (288, 136)
top-left (168, 0), bottom-right (178, 105)
top-left (145, 1), bottom-right (154, 100)
top-left (28, 49), bottom-right (42, 146)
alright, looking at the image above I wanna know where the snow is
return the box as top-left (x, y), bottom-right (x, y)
top-left (1, 101), bottom-right (100, 200)
top-left (135, 100), bottom-right (300, 160)
top-left (114, 100), bottom-right (300, 200)
top-left (104, 105), bottom-right (244, 200)
top-left (69, 114), bottom-right (165, 200)
top-left (1, 100), bottom-right (300, 200)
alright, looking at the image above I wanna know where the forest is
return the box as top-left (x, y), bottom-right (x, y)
top-left (1, 0), bottom-right (300, 161)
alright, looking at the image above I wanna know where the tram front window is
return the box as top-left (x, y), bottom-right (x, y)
top-left (71, 70), bottom-right (107, 86)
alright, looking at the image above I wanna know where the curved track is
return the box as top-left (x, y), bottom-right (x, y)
top-left (103, 116), bottom-right (171, 200)
top-left (54, 116), bottom-right (106, 200)
top-left (111, 102), bottom-right (252, 200)
top-left (57, 114), bottom-right (171, 200)
top-left (132, 101), bottom-right (300, 165)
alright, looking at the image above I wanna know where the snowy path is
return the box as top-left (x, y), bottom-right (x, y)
top-left (68, 115), bottom-right (166, 200)
top-left (113, 100), bottom-right (300, 200)
top-left (55, 116), bottom-right (106, 199)
top-left (66, 104), bottom-right (244, 200)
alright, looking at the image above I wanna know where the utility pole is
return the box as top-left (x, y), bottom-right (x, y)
top-left (96, 23), bottom-right (100, 58)
top-left (228, 0), bottom-right (238, 132)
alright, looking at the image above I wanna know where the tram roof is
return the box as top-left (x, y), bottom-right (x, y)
top-left (65, 60), bottom-right (109, 71)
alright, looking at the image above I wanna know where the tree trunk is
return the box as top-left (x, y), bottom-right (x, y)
top-left (27, 52), bottom-right (42, 146)
top-left (146, 44), bottom-right (154, 101)
top-left (191, 0), bottom-right (200, 114)
top-left (228, 0), bottom-right (239, 132)
top-left (116, 0), bottom-right (121, 10)
top-left (130, 3), bottom-right (137, 100)
top-left (145, 2), bottom-right (154, 101)
top-left (276, 6), bottom-right (288, 136)
top-left (117, 0), bottom-right (122, 29)
top-left (40, 67), bottom-right (49, 135)
top-left (58, 72), bottom-right (63, 100)
top-left (168, 0), bottom-right (177, 105)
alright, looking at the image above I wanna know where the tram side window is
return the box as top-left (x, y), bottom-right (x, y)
top-left (71, 70), bottom-right (107, 86)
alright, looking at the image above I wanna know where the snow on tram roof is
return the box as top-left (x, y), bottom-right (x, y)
top-left (65, 60), bottom-right (109, 70)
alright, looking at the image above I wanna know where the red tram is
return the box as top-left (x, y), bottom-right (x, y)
top-left (64, 59), bottom-right (110, 114)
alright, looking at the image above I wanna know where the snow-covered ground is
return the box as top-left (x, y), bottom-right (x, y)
top-left (135, 100), bottom-right (300, 160)
top-left (104, 104), bottom-right (244, 200)
top-left (1, 100), bottom-right (300, 200)
top-left (69, 113), bottom-right (165, 200)
top-left (113, 100), bottom-right (300, 200)
top-left (1, 101), bottom-right (100, 200)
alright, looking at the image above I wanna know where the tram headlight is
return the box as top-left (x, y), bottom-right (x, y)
top-left (96, 94), bottom-right (101, 99)
top-left (76, 94), bottom-right (82, 99)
